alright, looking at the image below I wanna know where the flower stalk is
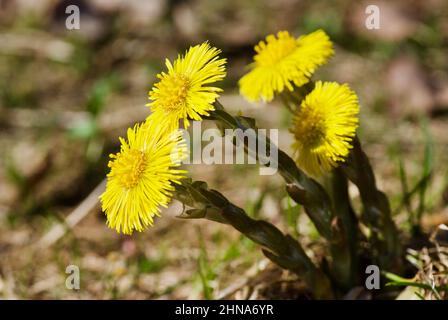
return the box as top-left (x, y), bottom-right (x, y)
top-left (341, 137), bottom-right (402, 271)
top-left (174, 179), bottom-right (334, 299)
top-left (208, 101), bottom-right (334, 240)
top-left (327, 168), bottom-right (360, 289)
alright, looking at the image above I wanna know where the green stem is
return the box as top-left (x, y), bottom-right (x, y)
top-left (341, 137), bottom-right (402, 271)
top-left (327, 168), bottom-right (359, 289)
top-left (208, 101), bottom-right (334, 240)
top-left (175, 179), bottom-right (334, 299)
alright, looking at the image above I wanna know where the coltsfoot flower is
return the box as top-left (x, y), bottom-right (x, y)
top-left (148, 42), bottom-right (226, 130)
top-left (290, 81), bottom-right (359, 177)
top-left (239, 30), bottom-right (333, 102)
top-left (100, 116), bottom-right (187, 234)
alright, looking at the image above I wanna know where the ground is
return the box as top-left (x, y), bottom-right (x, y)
top-left (0, 0), bottom-right (447, 299)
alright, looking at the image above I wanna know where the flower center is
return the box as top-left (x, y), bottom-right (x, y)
top-left (156, 74), bottom-right (190, 111)
top-left (109, 149), bottom-right (147, 189)
top-left (255, 31), bottom-right (298, 67)
top-left (293, 107), bottom-right (327, 149)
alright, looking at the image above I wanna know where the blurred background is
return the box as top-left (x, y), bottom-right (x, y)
top-left (0, 0), bottom-right (447, 299)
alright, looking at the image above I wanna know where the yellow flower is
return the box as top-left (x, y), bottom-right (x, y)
top-left (290, 81), bottom-right (359, 177)
top-left (239, 29), bottom-right (333, 102)
top-left (100, 116), bottom-right (187, 234)
top-left (148, 42), bottom-right (226, 130)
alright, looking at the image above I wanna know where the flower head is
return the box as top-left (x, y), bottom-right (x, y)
top-left (148, 42), bottom-right (226, 130)
top-left (239, 30), bottom-right (333, 102)
top-left (100, 116), bottom-right (187, 234)
top-left (290, 81), bottom-right (359, 177)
